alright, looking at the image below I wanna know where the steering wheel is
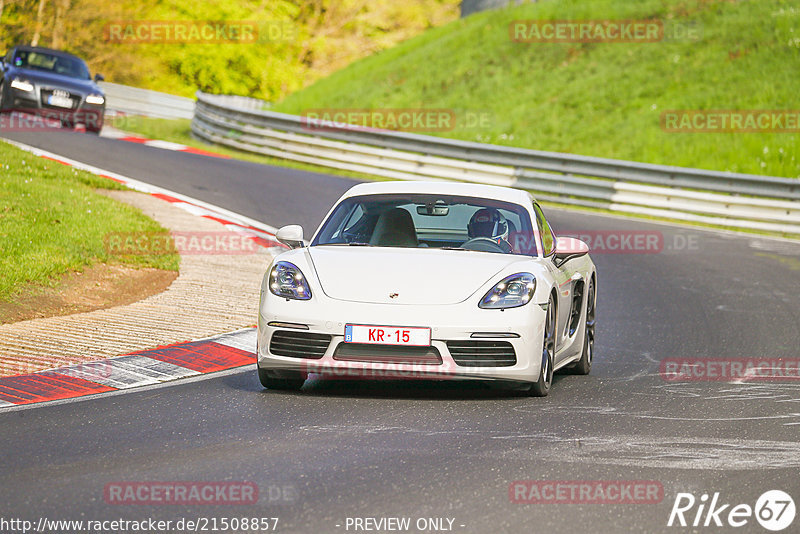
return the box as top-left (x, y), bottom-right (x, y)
top-left (459, 237), bottom-right (508, 253)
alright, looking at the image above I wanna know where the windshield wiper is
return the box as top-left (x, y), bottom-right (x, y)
top-left (440, 246), bottom-right (468, 251)
top-left (347, 242), bottom-right (374, 246)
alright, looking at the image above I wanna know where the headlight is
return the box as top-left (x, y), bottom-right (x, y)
top-left (10, 79), bottom-right (34, 92)
top-left (479, 273), bottom-right (536, 309)
top-left (268, 261), bottom-right (312, 300)
top-left (85, 94), bottom-right (105, 105)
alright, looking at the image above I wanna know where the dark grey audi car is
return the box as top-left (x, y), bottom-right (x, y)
top-left (0, 45), bottom-right (105, 134)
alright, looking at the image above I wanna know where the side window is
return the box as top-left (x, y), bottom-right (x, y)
top-left (342, 204), bottom-right (364, 233)
top-left (533, 203), bottom-right (555, 256)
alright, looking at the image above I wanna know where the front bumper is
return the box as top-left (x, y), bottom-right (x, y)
top-left (257, 292), bottom-right (547, 383)
top-left (3, 86), bottom-right (104, 129)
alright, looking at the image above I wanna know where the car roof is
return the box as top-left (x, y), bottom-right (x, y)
top-left (341, 181), bottom-right (534, 206)
top-left (11, 45), bottom-right (84, 61)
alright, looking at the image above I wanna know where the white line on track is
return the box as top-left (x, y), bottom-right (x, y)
top-left (1, 138), bottom-right (279, 237)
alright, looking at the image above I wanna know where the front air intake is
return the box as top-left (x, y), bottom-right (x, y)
top-left (446, 341), bottom-right (517, 367)
top-left (333, 343), bottom-right (442, 365)
top-left (269, 331), bottom-right (331, 359)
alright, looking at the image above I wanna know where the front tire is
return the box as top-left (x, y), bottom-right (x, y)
top-left (257, 367), bottom-right (306, 391)
top-left (528, 295), bottom-right (556, 397)
top-left (0, 81), bottom-right (8, 112)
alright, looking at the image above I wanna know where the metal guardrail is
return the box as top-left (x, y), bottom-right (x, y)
top-left (100, 82), bottom-right (195, 119)
top-left (191, 92), bottom-right (800, 235)
top-left (461, 0), bottom-right (522, 18)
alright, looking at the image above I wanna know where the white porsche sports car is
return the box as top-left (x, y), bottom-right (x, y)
top-left (257, 181), bottom-right (596, 396)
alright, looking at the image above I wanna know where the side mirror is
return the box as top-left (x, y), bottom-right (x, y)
top-left (275, 224), bottom-right (304, 249)
top-left (554, 236), bottom-right (589, 266)
top-left (94, 73), bottom-right (105, 82)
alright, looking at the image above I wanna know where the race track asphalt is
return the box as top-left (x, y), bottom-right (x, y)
top-left (1, 130), bottom-right (799, 533)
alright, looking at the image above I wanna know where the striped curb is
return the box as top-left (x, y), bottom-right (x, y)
top-left (102, 127), bottom-right (229, 158)
top-left (4, 139), bottom-right (287, 253)
top-left (1, 113), bottom-right (227, 159)
top-left (0, 328), bottom-right (256, 408)
top-left (0, 139), bottom-right (288, 407)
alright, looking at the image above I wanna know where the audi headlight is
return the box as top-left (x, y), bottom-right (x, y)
top-left (479, 273), bottom-right (536, 309)
top-left (268, 261), bottom-right (312, 300)
top-left (10, 78), bottom-right (34, 92)
top-left (85, 94), bottom-right (105, 105)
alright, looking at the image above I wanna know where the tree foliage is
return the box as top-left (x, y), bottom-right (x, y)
top-left (0, 0), bottom-right (459, 99)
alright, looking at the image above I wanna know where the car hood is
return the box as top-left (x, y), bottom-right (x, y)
top-left (9, 67), bottom-right (99, 94)
top-left (308, 246), bottom-right (529, 305)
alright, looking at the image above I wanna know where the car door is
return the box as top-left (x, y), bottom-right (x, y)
top-left (532, 202), bottom-right (573, 357)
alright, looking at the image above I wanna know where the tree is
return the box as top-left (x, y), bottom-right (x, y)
top-left (51, 0), bottom-right (69, 49)
top-left (4, 0), bottom-right (459, 99)
top-left (31, 0), bottom-right (46, 46)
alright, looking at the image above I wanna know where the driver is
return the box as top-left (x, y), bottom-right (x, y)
top-left (467, 208), bottom-right (512, 252)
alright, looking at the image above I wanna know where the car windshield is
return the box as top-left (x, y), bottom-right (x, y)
top-left (311, 193), bottom-right (538, 256)
top-left (12, 50), bottom-right (91, 80)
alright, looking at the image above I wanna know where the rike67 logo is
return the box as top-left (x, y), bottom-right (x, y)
top-left (668, 490), bottom-right (795, 531)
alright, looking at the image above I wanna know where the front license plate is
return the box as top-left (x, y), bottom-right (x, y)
top-left (344, 324), bottom-right (431, 346)
top-left (48, 95), bottom-right (73, 108)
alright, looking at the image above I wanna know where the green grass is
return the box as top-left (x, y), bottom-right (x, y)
top-left (272, 0), bottom-right (800, 178)
top-left (0, 141), bottom-right (179, 302)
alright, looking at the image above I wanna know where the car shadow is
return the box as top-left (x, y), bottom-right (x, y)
top-left (242, 371), bottom-right (570, 401)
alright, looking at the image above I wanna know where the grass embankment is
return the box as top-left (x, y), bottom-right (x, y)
top-left (0, 141), bottom-right (179, 304)
top-left (272, 0), bottom-right (799, 179)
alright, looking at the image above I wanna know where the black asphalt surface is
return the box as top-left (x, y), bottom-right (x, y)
top-left (1, 130), bottom-right (799, 534)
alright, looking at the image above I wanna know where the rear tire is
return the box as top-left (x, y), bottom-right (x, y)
top-left (528, 295), bottom-right (555, 397)
top-left (257, 367), bottom-right (306, 391)
top-left (569, 277), bottom-right (595, 375)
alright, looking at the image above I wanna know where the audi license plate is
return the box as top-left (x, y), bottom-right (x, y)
top-left (344, 324), bottom-right (431, 346)
top-left (48, 95), bottom-right (72, 108)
